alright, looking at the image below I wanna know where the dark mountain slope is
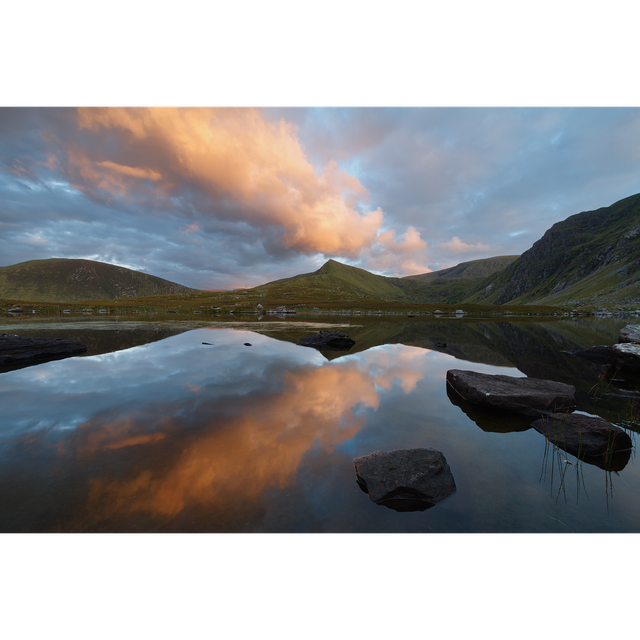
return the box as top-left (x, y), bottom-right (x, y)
top-left (464, 193), bottom-right (640, 307)
top-left (403, 255), bottom-right (519, 283)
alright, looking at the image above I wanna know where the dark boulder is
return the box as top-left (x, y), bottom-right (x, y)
top-left (446, 369), bottom-right (575, 416)
top-left (298, 331), bottom-right (355, 351)
top-left (353, 448), bottom-right (456, 512)
top-left (0, 333), bottom-right (87, 369)
top-left (532, 413), bottom-right (632, 471)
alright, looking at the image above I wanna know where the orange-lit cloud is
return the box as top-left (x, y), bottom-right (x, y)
top-left (67, 107), bottom-right (384, 257)
top-left (360, 225), bottom-right (432, 276)
top-left (180, 222), bottom-right (202, 234)
top-left (440, 236), bottom-right (490, 253)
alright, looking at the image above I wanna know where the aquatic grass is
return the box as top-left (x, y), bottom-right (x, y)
top-left (588, 367), bottom-right (617, 399)
top-left (539, 410), bottom-right (589, 506)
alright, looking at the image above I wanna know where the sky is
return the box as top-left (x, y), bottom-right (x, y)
top-left (2, 106), bottom-right (639, 290)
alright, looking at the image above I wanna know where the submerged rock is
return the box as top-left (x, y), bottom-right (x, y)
top-left (0, 333), bottom-right (87, 368)
top-left (297, 331), bottom-right (355, 351)
top-left (353, 448), bottom-right (456, 512)
top-left (532, 413), bottom-right (632, 471)
top-left (573, 345), bottom-right (612, 360)
top-left (446, 369), bottom-right (575, 416)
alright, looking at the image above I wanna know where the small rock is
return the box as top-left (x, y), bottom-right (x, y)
top-left (573, 345), bottom-right (612, 359)
top-left (298, 331), bottom-right (355, 351)
top-left (353, 448), bottom-right (456, 512)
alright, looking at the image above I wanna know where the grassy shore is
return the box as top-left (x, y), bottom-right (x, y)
top-left (0, 289), bottom-right (605, 319)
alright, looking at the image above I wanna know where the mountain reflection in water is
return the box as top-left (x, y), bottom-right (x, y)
top-left (1, 318), bottom-right (639, 533)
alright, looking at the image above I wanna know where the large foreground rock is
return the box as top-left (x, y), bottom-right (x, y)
top-left (532, 413), bottom-right (632, 471)
top-left (0, 334), bottom-right (87, 368)
top-left (618, 325), bottom-right (640, 344)
top-left (353, 448), bottom-right (456, 512)
top-left (298, 331), bottom-right (355, 351)
top-left (446, 369), bottom-right (575, 416)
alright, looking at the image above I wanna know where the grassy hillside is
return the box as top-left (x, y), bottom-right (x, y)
top-left (464, 193), bottom-right (640, 308)
top-left (0, 258), bottom-right (199, 302)
top-left (249, 258), bottom-right (410, 302)
top-left (403, 255), bottom-right (519, 283)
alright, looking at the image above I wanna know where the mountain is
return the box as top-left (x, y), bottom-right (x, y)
top-left (250, 194), bottom-right (640, 309)
top-left (403, 255), bottom-right (519, 283)
top-left (0, 258), bottom-right (199, 302)
top-left (464, 193), bottom-right (640, 307)
top-left (251, 258), bottom-right (410, 302)
top-left (249, 256), bottom-right (524, 305)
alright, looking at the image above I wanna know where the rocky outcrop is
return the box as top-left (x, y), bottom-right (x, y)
top-left (446, 369), bottom-right (576, 416)
top-left (0, 334), bottom-right (87, 368)
top-left (619, 325), bottom-right (640, 344)
top-left (298, 331), bottom-right (355, 351)
top-left (532, 413), bottom-right (632, 471)
top-left (353, 448), bottom-right (456, 511)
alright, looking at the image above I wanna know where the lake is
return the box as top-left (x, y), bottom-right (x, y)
top-left (1, 313), bottom-right (639, 533)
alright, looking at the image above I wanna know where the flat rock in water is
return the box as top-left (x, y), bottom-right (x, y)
top-left (297, 331), bottom-right (355, 351)
top-left (619, 325), bottom-right (640, 344)
top-left (0, 333), bottom-right (87, 367)
top-left (532, 413), bottom-right (632, 470)
top-left (353, 448), bottom-right (456, 512)
top-left (446, 369), bottom-right (575, 416)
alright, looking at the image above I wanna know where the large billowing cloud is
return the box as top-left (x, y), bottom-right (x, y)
top-left (66, 107), bottom-right (385, 256)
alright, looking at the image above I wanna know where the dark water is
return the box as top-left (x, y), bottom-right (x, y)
top-left (1, 315), bottom-right (639, 532)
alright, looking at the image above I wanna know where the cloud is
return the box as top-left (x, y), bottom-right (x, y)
top-left (180, 222), bottom-right (202, 234)
top-left (64, 107), bottom-right (384, 257)
top-left (359, 225), bottom-right (432, 276)
top-left (440, 236), bottom-right (490, 253)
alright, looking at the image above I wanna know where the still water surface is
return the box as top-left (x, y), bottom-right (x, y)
top-left (1, 316), bottom-right (639, 532)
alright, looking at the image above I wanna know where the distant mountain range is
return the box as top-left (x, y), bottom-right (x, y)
top-left (0, 258), bottom-right (198, 302)
top-left (252, 193), bottom-right (640, 308)
top-left (3, 194), bottom-right (639, 307)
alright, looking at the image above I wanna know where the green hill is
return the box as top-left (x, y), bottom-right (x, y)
top-left (0, 258), bottom-right (199, 302)
top-left (403, 255), bottom-right (519, 283)
top-left (464, 193), bottom-right (640, 308)
top-left (250, 259), bottom-right (410, 302)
